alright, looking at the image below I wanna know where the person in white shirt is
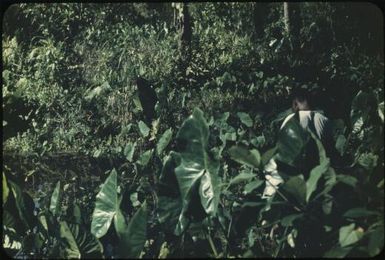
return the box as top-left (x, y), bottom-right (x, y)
top-left (262, 88), bottom-right (336, 199)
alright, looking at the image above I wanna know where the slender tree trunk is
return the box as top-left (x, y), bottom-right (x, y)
top-left (283, 2), bottom-right (302, 50)
top-left (253, 2), bottom-right (269, 40)
top-left (283, 2), bottom-right (290, 35)
top-left (180, 3), bottom-right (192, 51)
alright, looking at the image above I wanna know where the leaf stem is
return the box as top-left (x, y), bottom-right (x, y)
top-left (265, 178), bottom-right (303, 212)
top-left (207, 229), bottom-right (218, 258)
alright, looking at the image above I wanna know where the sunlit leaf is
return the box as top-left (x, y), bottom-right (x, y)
top-left (157, 128), bottom-right (173, 155)
top-left (138, 120), bottom-right (150, 137)
top-left (124, 142), bottom-right (136, 162)
top-left (237, 112), bottom-right (253, 127)
top-left (137, 149), bottom-right (153, 166)
top-left (91, 169), bottom-right (119, 238)
top-left (59, 221), bottom-right (104, 258)
top-left (50, 181), bottom-right (61, 216)
top-left (243, 179), bottom-right (264, 194)
top-left (171, 108), bottom-right (220, 234)
top-left (228, 146), bottom-right (260, 168)
top-left (339, 223), bottom-right (364, 247)
top-left (228, 171), bottom-right (255, 187)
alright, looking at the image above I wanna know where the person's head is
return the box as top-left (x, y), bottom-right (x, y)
top-left (291, 88), bottom-right (313, 112)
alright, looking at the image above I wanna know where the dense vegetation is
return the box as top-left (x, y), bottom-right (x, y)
top-left (3, 2), bottom-right (384, 258)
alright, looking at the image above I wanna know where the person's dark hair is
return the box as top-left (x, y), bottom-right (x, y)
top-left (291, 88), bottom-right (316, 108)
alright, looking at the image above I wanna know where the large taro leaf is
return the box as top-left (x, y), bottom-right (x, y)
top-left (157, 153), bottom-right (183, 233)
top-left (117, 201), bottom-right (148, 258)
top-left (175, 108), bottom-right (220, 222)
top-left (91, 169), bottom-right (120, 238)
top-left (275, 116), bottom-right (310, 166)
top-left (281, 175), bottom-right (307, 205)
top-left (50, 181), bottom-right (61, 216)
top-left (228, 145), bottom-right (261, 168)
top-left (59, 221), bottom-right (103, 259)
top-left (8, 180), bottom-right (36, 231)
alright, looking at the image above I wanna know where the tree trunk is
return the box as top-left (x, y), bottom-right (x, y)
top-left (253, 2), bottom-right (269, 40)
top-left (180, 3), bottom-right (192, 51)
top-left (283, 2), bottom-right (302, 50)
top-left (283, 2), bottom-right (290, 35)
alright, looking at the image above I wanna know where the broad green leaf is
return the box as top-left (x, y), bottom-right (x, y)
top-left (138, 120), bottom-right (150, 137)
top-left (261, 146), bottom-right (277, 166)
top-left (50, 181), bottom-right (61, 216)
top-left (339, 223), bottom-right (364, 247)
top-left (3, 172), bottom-right (9, 206)
top-left (228, 146), bottom-right (261, 168)
top-left (91, 169), bottom-right (119, 238)
top-left (124, 142), bottom-right (136, 162)
top-left (306, 158), bottom-right (330, 202)
top-left (157, 128), bottom-right (173, 155)
top-left (343, 208), bottom-right (380, 218)
top-left (228, 171), bottom-right (255, 187)
top-left (237, 112), bottom-right (253, 127)
top-left (158, 241), bottom-right (170, 259)
top-left (58, 221), bottom-right (104, 258)
top-left (336, 174), bottom-right (358, 188)
top-left (137, 149), bottom-right (153, 166)
top-left (8, 180), bottom-right (35, 230)
top-left (114, 209), bottom-right (127, 239)
top-left (174, 108), bottom-right (220, 233)
top-left (276, 117), bottom-right (310, 166)
top-left (67, 223), bottom-right (104, 258)
top-left (281, 213), bottom-right (303, 227)
top-left (117, 201), bottom-right (148, 258)
top-left (59, 221), bottom-right (81, 258)
top-left (282, 176), bottom-right (306, 205)
top-left (243, 179), bottom-right (264, 194)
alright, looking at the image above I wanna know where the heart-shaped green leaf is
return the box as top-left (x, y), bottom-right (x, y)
top-left (276, 116), bottom-right (310, 166)
top-left (228, 145), bottom-right (261, 168)
top-left (138, 120), bottom-right (150, 137)
top-left (339, 223), bottom-right (364, 247)
top-left (117, 201), bottom-right (148, 258)
top-left (157, 128), bottom-right (173, 155)
top-left (59, 221), bottom-right (103, 259)
top-left (237, 112), bottom-right (253, 127)
top-left (175, 109), bottom-right (220, 218)
top-left (282, 175), bottom-right (307, 205)
top-left (91, 169), bottom-right (119, 238)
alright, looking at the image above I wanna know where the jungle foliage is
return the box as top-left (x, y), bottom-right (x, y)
top-left (2, 2), bottom-right (384, 258)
